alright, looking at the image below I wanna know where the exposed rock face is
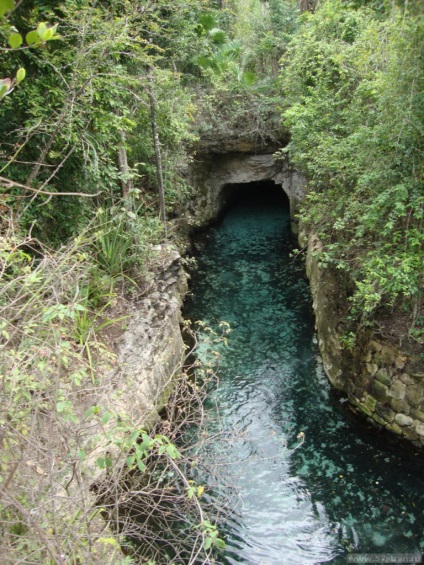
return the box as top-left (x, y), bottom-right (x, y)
top-left (50, 247), bottom-right (188, 563)
top-left (305, 235), bottom-right (346, 391)
top-left (305, 233), bottom-right (424, 447)
top-left (349, 340), bottom-right (424, 446)
top-left (111, 246), bottom-right (188, 427)
top-left (187, 139), bottom-right (424, 447)
top-left (189, 152), bottom-right (306, 228)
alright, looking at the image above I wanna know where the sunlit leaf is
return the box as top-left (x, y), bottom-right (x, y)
top-left (26, 30), bottom-right (39, 45)
top-left (16, 68), bottom-right (25, 83)
top-left (37, 22), bottom-right (47, 40)
top-left (214, 538), bottom-right (226, 549)
top-left (8, 32), bottom-right (22, 49)
top-left (0, 0), bottom-right (14, 19)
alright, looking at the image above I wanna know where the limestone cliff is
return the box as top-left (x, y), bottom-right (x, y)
top-left (305, 233), bottom-right (424, 447)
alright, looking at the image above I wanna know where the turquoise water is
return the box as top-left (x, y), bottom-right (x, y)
top-left (184, 182), bottom-right (424, 564)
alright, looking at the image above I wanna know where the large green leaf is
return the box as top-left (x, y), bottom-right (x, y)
top-left (0, 0), bottom-right (14, 19)
top-left (26, 30), bottom-right (39, 45)
top-left (8, 32), bottom-right (22, 48)
top-left (199, 12), bottom-right (216, 32)
top-left (16, 68), bottom-right (26, 83)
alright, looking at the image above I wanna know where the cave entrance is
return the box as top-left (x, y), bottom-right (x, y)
top-left (220, 179), bottom-right (291, 217)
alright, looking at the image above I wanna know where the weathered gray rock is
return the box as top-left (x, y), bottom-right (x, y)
top-left (406, 384), bottom-right (423, 407)
top-left (412, 420), bottom-right (424, 438)
top-left (388, 380), bottom-right (406, 400)
top-left (375, 369), bottom-right (391, 387)
top-left (111, 247), bottom-right (188, 428)
top-left (305, 236), bottom-right (346, 390)
top-left (189, 152), bottom-right (306, 228)
top-left (300, 232), bottom-right (424, 447)
top-left (371, 379), bottom-right (388, 401)
top-left (411, 408), bottom-right (424, 423)
top-left (395, 413), bottom-right (414, 427)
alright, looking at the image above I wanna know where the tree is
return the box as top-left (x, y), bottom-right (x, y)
top-left (281, 0), bottom-right (424, 326)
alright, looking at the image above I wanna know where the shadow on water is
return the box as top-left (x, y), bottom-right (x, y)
top-left (184, 180), bottom-right (424, 565)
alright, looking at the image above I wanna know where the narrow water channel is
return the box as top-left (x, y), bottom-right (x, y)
top-left (184, 181), bottom-right (424, 564)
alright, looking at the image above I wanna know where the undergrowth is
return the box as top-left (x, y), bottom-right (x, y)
top-left (0, 206), bottom-right (229, 564)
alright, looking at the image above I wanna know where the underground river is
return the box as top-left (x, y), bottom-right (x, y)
top-left (184, 181), bottom-right (424, 564)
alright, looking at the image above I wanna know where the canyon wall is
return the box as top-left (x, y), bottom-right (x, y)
top-left (188, 141), bottom-right (424, 448)
top-left (305, 234), bottom-right (424, 447)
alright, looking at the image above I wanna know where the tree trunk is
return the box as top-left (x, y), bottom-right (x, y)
top-left (147, 71), bottom-right (166, 223)
top-left (117, 127), bottom-right (132, 198)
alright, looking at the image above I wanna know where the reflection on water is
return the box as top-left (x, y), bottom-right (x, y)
top-left (184, 182), bottom-right (424, 564)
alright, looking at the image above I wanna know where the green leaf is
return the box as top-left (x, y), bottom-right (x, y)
top-left (166, 444), bottom-right (181, 459)
top-left (129, 430), bottom-right (140, 444)
top-left (240, 71), bottom-right (256, 87)
top-left (0, 84), bottom-right (8, 99)
top-left (78, 449), bottom-right (86, 461)
top-left (96, 457), bottom-right (106, 469)
top-left (8, 33), bottom-right (22, 49)
top-left (204, 537), bottom-right (212, 550)
top-left (126, 455), bottom-right (135, 466)
top-left (26, 30), bottom-right (39, 45)
top-left (141, 432), bottom-right (153, 448)
top-left (16, 68), bottom-right (25, 84)
top-left (214, 538), bottom-right (226, 549)
top-left (85, 405), bottom-right (99, 417)
top-left (195, 55), bottom-right (212, 70)
top-left (199, 13), bottom-right (216, 32)
top-left (37, 22), bottom-right (48, 40)
top-left (137, 459), bottom-right (146, 472)
top-left (99, 537), bottom-right (119, 546)
top-left (96, 457), bottom-right (112, 469)
top-left (0, 0), bottom-right (14, 19)
top-left (210, 28), bottom-right (226, 45)
top-left (101, 412), bottom-right (111, 425)
top-left (56, 401), bottom-right (69, 413)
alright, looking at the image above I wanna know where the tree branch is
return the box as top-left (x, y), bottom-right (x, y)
top-left (0, 176), bottom-right (102, 198)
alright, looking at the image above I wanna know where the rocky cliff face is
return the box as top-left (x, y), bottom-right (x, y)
top-left (188, 141), bottom-right (424, 447)
top-left (188, 151), bottom-right (306, 229)
top-left (110, 246), bottom-right (188, 427)
top-left (305, 233), bottom-right (424, 447)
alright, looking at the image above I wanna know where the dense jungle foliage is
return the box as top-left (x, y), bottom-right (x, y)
top-left (282, 0), bottom-right (424, 341)
top-left (0, 0), bottom-right (422, 562)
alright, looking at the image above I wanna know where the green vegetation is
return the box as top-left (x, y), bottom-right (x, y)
top-left (0, 0), bottom-right (232, 562)
top-left (281, 0), bottom-right (423, 334)
top-left (1, 0), bottom-right (423, 561)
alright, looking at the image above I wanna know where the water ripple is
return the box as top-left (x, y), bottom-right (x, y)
top-left (185, 186), bottom-right (424, 564)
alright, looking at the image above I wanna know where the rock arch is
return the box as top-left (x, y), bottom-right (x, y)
top-left (188, 151), bottom-right (306, 229)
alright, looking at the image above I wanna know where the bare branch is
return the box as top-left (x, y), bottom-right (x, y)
top-left (0, 175), bottom-right (102, 198)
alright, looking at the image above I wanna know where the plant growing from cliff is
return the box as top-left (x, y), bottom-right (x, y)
top-left (0, 220), bottom-right (230, 563)
top-left (281, 0), bottom-right (424, 329)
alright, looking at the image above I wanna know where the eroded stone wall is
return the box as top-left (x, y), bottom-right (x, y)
top-left (188, 143), bottom-right (424, 448)
top-left (305, 233), bottom-right (424, 447)
top-left (349, 340), bottom-right (424, 445)
top-left (110, 246), bottom-right (188, 427)
top-left (189, 152), bottom-right (306, 228)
